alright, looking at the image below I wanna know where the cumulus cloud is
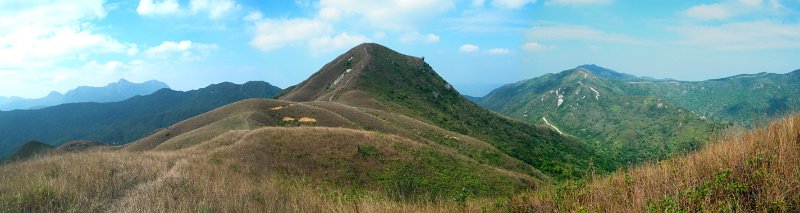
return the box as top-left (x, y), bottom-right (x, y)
top-left (683, 0), bottom-right (786, 21)
top-left (685, 4), bottom-right (731, 20)
top-left (491, 0), bottom-right (536, 9)
top-left (459, 44), bottom-right (480, 53)
top-left (137, 0), bottom-right (180, 16)
top-left (0, 0), bottom-right (131, 69)
top-left (671, 20), bottom-right (800, 50)
top-left (528, 25), bottom-right (643, 44)
top-left (546, 0), bottom-right (612, 6)
top-left (399, 32), bottom-right (440, 43)
top-left (248, 0), bottom-right (447, 53)
top-left (488, 48), bottom-right (510, 55)
top-left (189, 0), bottom-right (239, 19)
top-left (137, 0), bottom-right (239, 19)
top-left (248, 18), bottom-right (332, 52)
top-left (521, 42), bottom-right (551, 51)
top-left (316, 0), bottom-right (455, 30)
top-left (144, 40), bottom-right (219, 60)
top-left (309, 33), bottom-right (371, 54)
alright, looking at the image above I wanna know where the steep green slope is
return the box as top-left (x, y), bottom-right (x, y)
top-left (644, 70), bottom-right (800, 126)
top-left (278, 43), bottom-right (596, 179)
top-left (479, 66), bottom-right (719, 169)
top-left (0, 81), bottom-right (281, 158)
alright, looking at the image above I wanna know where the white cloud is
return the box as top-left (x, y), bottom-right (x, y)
top-left (127, 45), bottom-right (140, 56)
top-left (137, 0), bottom-right (180, 16)
top-left (738, 0), bottom-right (762, 7)
top-left (144, 40), bottom-right (219, 60)
top-left (546, 0), bottom-right (612, 5)
top-left (189, 0), bottom-right (239, 19)
top-left (683, 0), bottom-right (786, 21)
top-left (83, 60), bottom-right (128, 76)
top-left (491, 0), bottom-right (536, 9)
top-left (472, 0), bottom-right (486, 7)
top-left (685, 4), bottom-right (731, 20)
top-left (459, 44), bottom-right (480, 53)
top-left (521, 42), bottom-right (551, 51)
top-left (399, 32), bottom-right (440, 43)
top-left (317, 0), bottom-right (455, 30)
top-left (373, 32), bottom-right (387, 40)
top-left (488, 48), bottom-right (510, 55)
top-left (249, 18), bottom-right (332, 52)
top-left (671, 20), bottom-right (800, 50)
top-left (137, 0), bottom-right (239, 19)
top-left (247, 0), bottom-right (450, 52)
top-left (0, 1), bottom-right (131, 69)
top-left (527, 25), bottom-right (643, 44)
top-left (309, 33), bottom-right (370, 54)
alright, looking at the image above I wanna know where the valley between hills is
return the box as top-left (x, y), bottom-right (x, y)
top-left (1, 43), bottom-right (799, 212)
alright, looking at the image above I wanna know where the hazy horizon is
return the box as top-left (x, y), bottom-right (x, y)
top-left (2, 0), bottom-right (799, 98)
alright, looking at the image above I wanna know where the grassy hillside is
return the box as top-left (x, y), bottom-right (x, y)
top-left (279, 43), bottom-right (596, 179)
top-left (1, 125), bottom-right (538, 212)
top-left (0, 81), bottom-right (281, 158)
top-left (124, 98), bottom-right (545, 193)
top-left (511, 114), bottom-right (800, 212)
top-left (478, 66), bottom-right (719, 170)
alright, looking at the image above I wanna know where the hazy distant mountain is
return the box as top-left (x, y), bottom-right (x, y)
top-left (0, 79), bottom-right (169, 111)
top-left (0, 81), bottom-right (281, 158)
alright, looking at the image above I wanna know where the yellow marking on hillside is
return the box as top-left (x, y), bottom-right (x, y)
top-left (282, 117), bottom-right (296, 122)
top-left (270, 106), bottom-right (288, 110)
top-left (298, 117), bottom-right (317, 123)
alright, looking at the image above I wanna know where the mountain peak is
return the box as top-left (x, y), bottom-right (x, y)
top-left (574, 64), bottom-right (639, 81)
top-left (278, 43), bottom-right (433, 106)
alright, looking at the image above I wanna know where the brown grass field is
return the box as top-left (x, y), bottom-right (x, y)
top-left (2, 98), bottom-right (798, 212)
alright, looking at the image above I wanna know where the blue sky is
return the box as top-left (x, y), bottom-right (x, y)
top-left (1, 0), bottom-right (799, 98)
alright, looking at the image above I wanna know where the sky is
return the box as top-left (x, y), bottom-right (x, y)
top-left (1, 0), bottom-right (799, 98)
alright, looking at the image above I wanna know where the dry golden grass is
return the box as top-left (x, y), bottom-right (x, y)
top-left (0, 126), bottom-right (526, 212)
top-left (298, 117), bottom-right (317, 123)
top-left (513, 115), bottom-right (800, 212)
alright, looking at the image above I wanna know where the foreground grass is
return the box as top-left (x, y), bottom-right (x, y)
top-left (0, 127), bottom-right (519, 212)
top-left (514, 115), bottom-right (800, 212)
top-left (2, 115), bottom-right (798, 212)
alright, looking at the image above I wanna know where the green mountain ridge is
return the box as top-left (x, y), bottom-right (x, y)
top-left (644, 69), bottom-right (800, 126)
top-left (479, 66), bottom-right (719, 168)
top-left (0, 81), bottom-right (281, 158)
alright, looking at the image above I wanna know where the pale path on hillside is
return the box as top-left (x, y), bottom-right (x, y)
top-left (542, 117), bottom-right (564, 135)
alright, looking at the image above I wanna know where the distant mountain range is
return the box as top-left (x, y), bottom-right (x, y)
top-left (478, 65), bottom-right (719, 167)
top-left (644, 70), bottom-right (800, 126)
top-left (0, 79), bottom-right (169, 111)
top-left (0, 81), bottom-right (281, 158)
top-left (476, 64), bottom-right (799, 167)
